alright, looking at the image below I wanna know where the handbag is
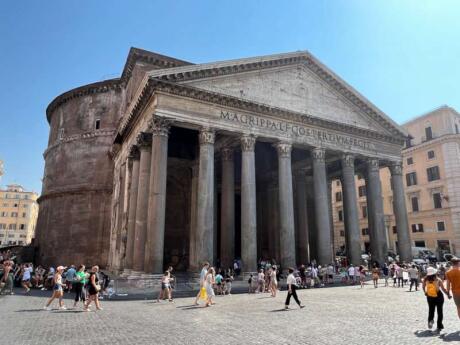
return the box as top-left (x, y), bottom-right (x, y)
top-left (95, 283), bottom-right (101, 292)
top-left (199, 286), bottom-right (207, 300)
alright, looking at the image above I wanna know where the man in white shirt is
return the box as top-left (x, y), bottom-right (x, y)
top-left (408, 265), bottom-right (419, 292)
top-left (194, 262), bottom-right (210, 305)
top-left (348, 265), bottom-right (355, 284)
top-left (285, 268), bottom-right (305, 310)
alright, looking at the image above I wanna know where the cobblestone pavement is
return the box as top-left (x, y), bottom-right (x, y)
top-left (1, 281), bottom-right (459, 345)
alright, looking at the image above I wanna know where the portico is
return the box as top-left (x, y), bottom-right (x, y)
top-left (109, 51), bottom-right (411, 274)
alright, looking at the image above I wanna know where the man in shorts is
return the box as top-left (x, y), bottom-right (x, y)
top-left (194, 262), bottom-right (210, 305)
top-left (446, 257), bottom-right (460, 319)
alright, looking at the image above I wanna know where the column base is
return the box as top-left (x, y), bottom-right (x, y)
top-left (128, 271), bottom-right (143, 279)
top-left (120, 269), bottom-right (132, 277)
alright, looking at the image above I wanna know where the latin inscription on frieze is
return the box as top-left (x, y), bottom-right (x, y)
top-left (220, 110), bottom-right (374, 150)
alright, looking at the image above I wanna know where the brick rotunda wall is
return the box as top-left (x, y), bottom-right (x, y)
top-left (35, 79), bottom-right (124, 268)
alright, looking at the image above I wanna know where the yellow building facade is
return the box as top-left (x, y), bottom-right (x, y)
top-left (332, 106), bottom-right (460, 259)
top-left (0, 184), bottom-right (39, 247)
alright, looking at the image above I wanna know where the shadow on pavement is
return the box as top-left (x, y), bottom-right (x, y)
top-left (440, 332), bottom-right (460, 342)
top-left (414, 330), bottom-right (438, 337)
top-left (270, 308), bottom-right (290, 312)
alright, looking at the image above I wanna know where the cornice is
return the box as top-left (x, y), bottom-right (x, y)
top-left (402, 134), bottom-right (460, 155)
top-left (38, 185), bottom-right (112, 204)
top-left (43, 130), bottom-right (116, 158)
top-left (46, 79), bottom-right (123, 123)
top-left (118, 78), bottom-right (405, 146)
top-left (120, 47), bottom-right (192, 83)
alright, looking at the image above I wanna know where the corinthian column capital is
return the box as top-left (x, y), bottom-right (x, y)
top-left (241, 134), bottom-right (256, 152)
top-left (136, 132), bottom-right (152, 150)
top-left (274, 142), bottom-right (292, 158)
top-left (221, 147), bottom-right (234, 161)
top-left (149, 117), bottom-right (171, 137)
top-left (341, 153), bottom-right (355, 168)
top-left (311, 147), bottom-right (326, 162)
top-left (366, 157), bottom-right (380, 172)
top-left (199, 128), bottom-right (215, 145)
top-left (389, 162), bottom-right (403, 176)
top-left (128, 145), bottom-right (140, 160)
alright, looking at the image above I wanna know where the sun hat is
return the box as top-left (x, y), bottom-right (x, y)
top-left (56, 266), bottom-right (66, 271)
top-left (426, 267), bottom-right (438, 276)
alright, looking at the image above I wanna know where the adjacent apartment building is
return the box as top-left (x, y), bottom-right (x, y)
top-left (332, 106), bottom-right (460, 258)
top-left (0, 184), bottom-right (39, 247)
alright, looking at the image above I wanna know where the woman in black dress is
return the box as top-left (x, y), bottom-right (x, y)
top-left (84, 265), bottom-right (102, 311)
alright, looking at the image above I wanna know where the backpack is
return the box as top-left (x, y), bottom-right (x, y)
top-left (426, 281), bottom-right (438, 297)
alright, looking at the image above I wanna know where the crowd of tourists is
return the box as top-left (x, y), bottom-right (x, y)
top-left (2, 250), bottom-right (460, 333)
top-left (0, 257), bottom-right (110, 311)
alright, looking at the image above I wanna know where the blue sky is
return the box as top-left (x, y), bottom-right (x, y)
top-left (0, 0), bottom-right (459, 193)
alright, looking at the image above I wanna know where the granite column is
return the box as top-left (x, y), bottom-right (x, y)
top-left (131, 133), bottom-right (152, 274)
top-left (220, 147), bottom-right (235, 269)
top-left (312, 148), bottom-right (333, 265)
top-left (390, 162), bottom-right (412, 262)
top-left (276, 142), bottom-right (296, 270)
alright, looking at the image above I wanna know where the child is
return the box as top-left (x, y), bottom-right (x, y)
top-left (157, 271), bottom-right (173, 302)
top-left (422, 267), bottom-right (450, 334)
top-left (215, 271), bottom-right (223, 295)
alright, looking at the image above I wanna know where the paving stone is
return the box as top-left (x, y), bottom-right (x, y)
top-left (1, 281), bottom-right (459, 345)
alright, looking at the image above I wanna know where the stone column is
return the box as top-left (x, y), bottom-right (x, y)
top-left (188, 164), bottom-right (199, 271)
top-left (195, 128), bottom-right (215, 266)
top-left (390, 162), bottom-right (412, 262)
top-left (123, 146), bottom-right (140, 274)
top-left (327, 178), bottom-right (334, 257)
top-left (220, 147), bottom-right (235, 269)
top-left (267, 175), bottom-right (279, 261)
top-left (241, 135), bottom-right (257, 272)
top-left (312, 148), bottom-right (333, 265)
top-left (144, 118), bottom-right (171, 273)
top-left (131, 133), bottom-right (152, 274)
top-left (294, 169), bottom-right (309, 264)
top-left (341, 154), bottom-right (361, 265)
top-left (306, 176), bottom-right (317, 262)
top-left (366, 158), bottom-right (388, 266)
top-left (275, 142), bottom-right (296, 270)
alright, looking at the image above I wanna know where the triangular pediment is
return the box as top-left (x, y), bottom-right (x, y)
top-left (147, 51), bottom-right (407, 138)
top-left (185, 65), bottom-right (390, 133)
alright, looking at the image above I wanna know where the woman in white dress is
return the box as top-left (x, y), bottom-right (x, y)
top-left (205, 267), bottom-right (216, 307)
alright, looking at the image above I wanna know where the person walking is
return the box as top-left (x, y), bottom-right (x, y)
top-left (269, 266), bottom-right (278, 297)
top-left (21, 263), bottom-right (33, 294)
top-left (371, 264), bottom-right (380, 288)
top-left (0, 260), bottom-right (14, 295)
top-left (194, 262), bottom-right (210, 305)
top-left (205, 267), bottom-right (216, 307)
top-left (84, 266), bottom-right (102, 311)
top-left (348, 265), bottom-right (355, 285)
top-left (73, 265), bottom-right (87, 308)
top-left (408, 265), bottom-right (419, 292)
top-left (44, 266), bottom-right (66, 310)
top-left (422, 267), bottom-right (449, 334)
top-left (157, 270), bottom-right (173, 302)
top-left (285, 268), bottom-right (305, 310)
top-left (359, 265), bottom-right (366, 288)
top-left (65, 265), bottom-right (76, 293)
top-left (445, 257), bottom-right (460, 319)
top-left (257, 269), bottom-right (265, 293)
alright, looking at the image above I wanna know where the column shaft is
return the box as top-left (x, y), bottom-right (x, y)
top-left (241, 135), bottom-right (257, 272)
top-left (132, 133), bottom-right (152, 273)
top-left (295, 171), bottom-right (309, 264)
top-left (188, 164), bottom-right (199, 271)
top-left (144, 118), bottom-right (170, 273)
top-left (312, 148), bottom-right (333, 265)
top-left (341, 154), bottom-right (361, 265)
top-left (366, 158), bottom-right (388, 265)
top-left (220, 148), bottom-right (235, 269)
top-left (390, 163), bottom-right (412, 262)
top-left (124, 148), bottom-right (140, 271)
top-left (276, 142), bottom-right (296, 269)
top-left (195, 128), bottom-right (215, 266)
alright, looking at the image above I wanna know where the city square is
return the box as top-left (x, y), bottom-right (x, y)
top-left (1, 283), bottom-right (460, 345)
top-left (1, 1), bottom-right (460, 344)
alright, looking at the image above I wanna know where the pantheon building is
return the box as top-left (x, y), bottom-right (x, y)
top-left (36, 47), bottom-right (412, 274)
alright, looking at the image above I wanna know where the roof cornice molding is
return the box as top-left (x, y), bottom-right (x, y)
top-left (148, 52), bottom-right (407, 138)
top-left (120, 47), bottom-right (192, 83)
top-left (402, 133), bottom-right (460, 154)
top-left (118, 78), bottom-right (405, 146)
top-left (46, 79), bottom-right (123, 123)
